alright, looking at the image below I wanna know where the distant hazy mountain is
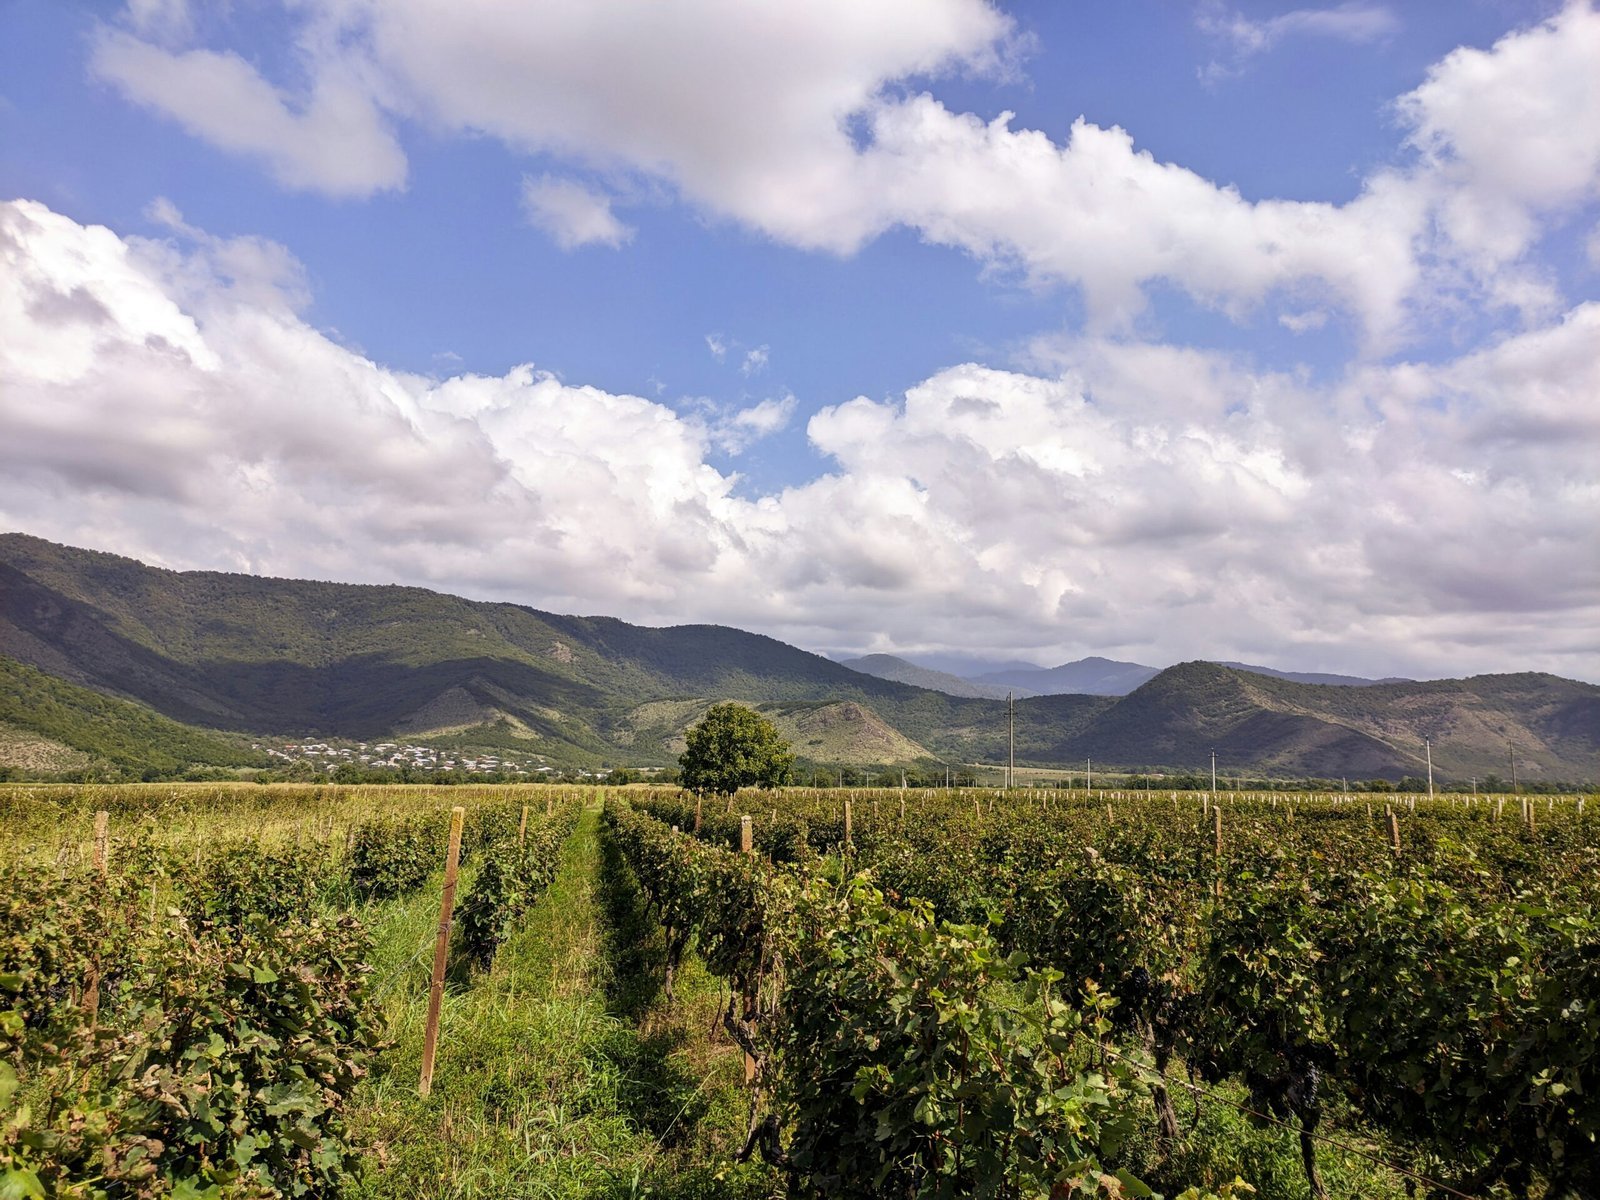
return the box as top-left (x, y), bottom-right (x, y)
top-left (964, 657), bottom-right (1403, 697)
top-left (2, 534), bottom-right (1595, 782)
top-left (906, 652), bottom-right (1047, 679)
top-left (971, 657), bottom-right (1162, 696)
top-left (840, 654), bottom-right (1020, 699)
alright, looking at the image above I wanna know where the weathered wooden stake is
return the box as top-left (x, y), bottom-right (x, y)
top-left (899, 794), bottom-right (906, 820)
top-left (1212, 805), bottom-right (1223, 899)
top-left (740, 815), bottom-right (753, 854)
top-left (418, 806), bottom-right (466, 1098)
top-left (84, 810), bottom-right (111, 1023)
top-left (1388, 809), bottom-right (1402, 856)
top-left (694, 797), bottom-right (703, 833)
top-left (843, 800), bottom-right (853, 846)
top-left (92, 811), bottom-right (109, 876)
top-left (518, 805), bottom-right (529, 845)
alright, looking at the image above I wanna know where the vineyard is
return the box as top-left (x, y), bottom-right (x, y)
top-left (3, 782), bottom-right (1597, 1198)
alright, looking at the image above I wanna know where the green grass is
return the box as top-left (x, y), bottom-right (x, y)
top-left (349, 806), bottom-right (778, 1200)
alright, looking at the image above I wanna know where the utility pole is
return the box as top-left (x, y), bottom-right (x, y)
top-left (1086, 758), bottom-right (1093, 792)
top-left (1509, 742), bottom-right (1518, 794)
top-left (1211, 749), bottom-right (1217, 797)
top-left (1007, 691), bottom-right (1015, 789)
top-left (1425, 737), bottom-right (1434, 798)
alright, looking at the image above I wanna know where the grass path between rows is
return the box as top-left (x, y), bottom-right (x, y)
top-left (349, 806), bottom-right (777, 1200)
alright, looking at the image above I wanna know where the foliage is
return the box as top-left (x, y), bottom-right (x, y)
top-left (0, 853), bottom-right (381, 1199)
top-left (678, 703), bottom-right (794, 796)
top-left (776, 876), bottom-right (1147, 1199)
top-left (346, 817), bottom-right (440, 902)
top-left (0, 654), bottom-right (265, 777)
top-left (453, 810), bottom-right (575, 968)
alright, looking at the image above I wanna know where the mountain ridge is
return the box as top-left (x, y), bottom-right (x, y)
top-left (1, 533), bottom-right (1595, 782)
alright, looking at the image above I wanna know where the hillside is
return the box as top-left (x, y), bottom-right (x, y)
top-left (1055, 662), bottom-right (1600, 782)
top-left (840, 654), bottom-right (1017, 699)
top-left (0, 653), bottom-right (266, 775)
top-left (1, 534), bottom-right (1595, 782)
top-left (0, 532), bottom-right (1079, 765)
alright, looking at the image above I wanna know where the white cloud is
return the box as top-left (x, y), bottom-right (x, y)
top-left (1279, 309), bottom-right (1328, 333)
top-left (705, 333), bottom-right (728, 362)
top-left (741, 345), bottom-right (770, 376)
top-left (712, 392), bottom-right (797, 453)
top-left (89, 29), bottom-right (405, 198)
top-left (2, 199), bottom-right (1596, 679)
top-left (1198, 1), bottom-right (1399, 80)
top-left (87, 1), bottom-right (1600, 345)
top-left (1397, 1), bottom-right (1600, 273)
top-left (520, 174), bottom-right (633, 249)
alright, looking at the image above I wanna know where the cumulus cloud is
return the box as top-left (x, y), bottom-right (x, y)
top-left (86, 0), bottom-right (1600, 344)
top-left (2, 199), bottom-right (1596, 679)
top-left (89, 29), bottom-right (406, 198)
top-left (741, 346), bottom-right (770, 376)
top-left (520, 174), bottom-right (633, 249)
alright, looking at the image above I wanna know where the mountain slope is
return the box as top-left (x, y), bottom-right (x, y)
top-left (1057, 662), bottom-right (1600, 781)
top-left (840, 654), bottom-right (1018, 699)
top-left (1, 534), bottom-right (1594, 781)
top-left (0, 532), bottom-right (1094, 763)
top-left (0, 654), bottom-right (265, 774)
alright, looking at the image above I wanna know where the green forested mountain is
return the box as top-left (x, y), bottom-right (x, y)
top-left (1, 534), bottom-right (1595, 782)
top-left (0, 653), bottom-right (265, 775)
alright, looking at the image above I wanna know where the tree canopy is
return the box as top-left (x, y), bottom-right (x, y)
top-left (678, 702), bottom-right (794, 795)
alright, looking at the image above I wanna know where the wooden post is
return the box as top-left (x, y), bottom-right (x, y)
top-left (1212, 805), bottom-right (1223, 899)
top-left (518, 805), bottom-right (528, 846)
top-left (843, 800), bottom-right (853, 846)
top-left (546, 794), bottom-right (555, 817)
top-left (1524, 798), bottom-right (1535, 833)
top-left (740, 815), bottom-right (753, 854)
top-left (1387, 808), bottom-right (1402, 856)
top-left (694, 797), bottom-right (703, 833)
top-left (92, 811), bottom-right (109, 876)
top-left (84, 810), bottom-right (110, 1023)
top-left (418, 806), bottom-right (466, 1098)
top-left (899, 793), bottom-right (905, 820)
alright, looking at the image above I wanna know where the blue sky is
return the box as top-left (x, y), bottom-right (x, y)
top-left (1, 0), bottom-right (1597, 680)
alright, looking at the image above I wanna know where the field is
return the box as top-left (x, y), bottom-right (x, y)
top-left (3, 782), bottom-right (1597, 1198)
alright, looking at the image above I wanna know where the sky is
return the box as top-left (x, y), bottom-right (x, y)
top-left (1, 0), bottom-right (1597, 682)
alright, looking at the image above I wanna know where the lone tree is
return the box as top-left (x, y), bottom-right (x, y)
top-left (679, 702), bottom-right (794, 796)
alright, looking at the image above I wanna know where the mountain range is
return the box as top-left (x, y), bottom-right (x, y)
top-left (842, 653), bottom-right (1407, 697)
top-left (1, 533), bottom-right (1595, 783)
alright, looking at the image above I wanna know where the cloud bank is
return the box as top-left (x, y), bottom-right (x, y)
top-left (86, 1), bottom-right (1600, 342)
top-left (2, 198), bottom-right (1595, 680)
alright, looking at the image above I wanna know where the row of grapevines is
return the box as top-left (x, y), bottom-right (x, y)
top-left (605, 798), bottom-right (1252, 1200)
top-left (1, 846), bottom-right (382, 1199)
top-left (453, 806), bottom-right (578, 968)
top-left (633, 788), bottom-right (1599, 1196)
